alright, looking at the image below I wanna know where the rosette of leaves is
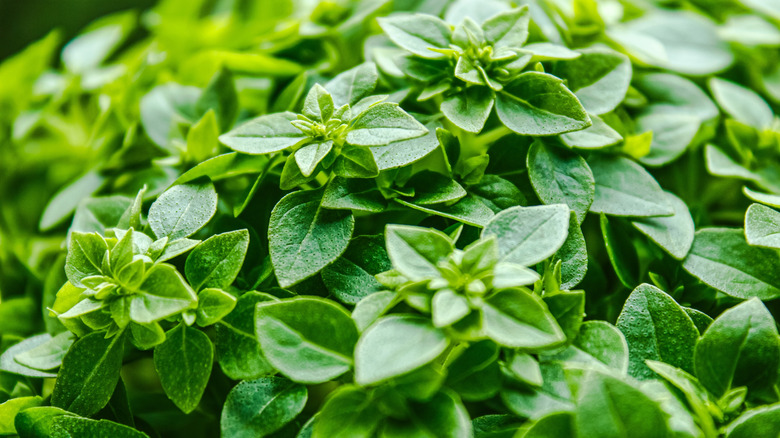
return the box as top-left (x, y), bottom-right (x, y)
top-left (51, 180), bottom-right (228, 350)
top-left (378, 6), bottom-right (591, 134)
top-left (378, 224), bottom-right (567, 350)
top-left (219, 68), bottom-right (428, 190)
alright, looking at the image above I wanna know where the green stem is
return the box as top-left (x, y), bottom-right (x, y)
top-left (474, 125), bottom-right (512, 148)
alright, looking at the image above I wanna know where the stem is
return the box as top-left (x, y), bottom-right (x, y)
top-left (474, 125), bottom-right (512, 148)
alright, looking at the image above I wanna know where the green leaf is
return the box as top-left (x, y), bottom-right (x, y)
top-left (295, 141), bottom-right (333, 177)
top-left (354, 315), bottom-right (449, 386)
top-left (148, 180), bottom-right (218, 240)
top-left (527, 141), bottom-right (594, 224)
top-left (482, 288), bottom-right (566, 349)
top-left (483, 6), bottom-right (530, 50)
top-left (396, 194), bottom-right (496, 228)
top-left (631, 191), bottom-right (695, 259)
top-left (406, 171), bottom-right (467, 205)
top-left (185, 229), bottom-right (249, 291)
top-left (70, 195), bottom-right (132, 237)
top-left (219, 112), bottom-right (307, 154)
top-left (608, 12), bottom-right (733, 76)
top-left (322, 236), bottom-right (391, 305)
top-left (15, 406), bottom-right (149, 438)
top-left (221, 377), bottom-right (307, 438)
top-left (588, 154), bottom-right (674, 217)
top-left (469, 175), bottom-right (524, 213)
top-left (371, 125), bottom-right (440, 170)
top-left (616, 284), bottom-right (698, 379)
top-left (0, 334), bottom-right (59, 378)
top-left (378, 14), bottom-right (452, 59)
top-left (140, 83), bottom-right (201, 149)
top-left (600, 214), bottom-right (639, 288)
top-left (268, 188), bottom-right (355, 287)
top-left (495, 72), bottom-right (590, 136)
top-left (543, 289), bottom-right (585, 343)
top-left (517, 411), bottom-right (575, 438)
top-left (196, 67), bottom-right (238, 132)
top-left (743, 186), bottom-right (780, 209)
top-left (552, 48), bottom-right (631, 115)
top-left (334, 144), bottom-right (379, 178)
top-left (694, 298), bottom-right (780, 398)
top-left (312, 386), bottom-right (382, 438)
top-left (65, 231), bottom-right (109, 288)
top-left (196, 288), bottom-right (237, 327)
top-left (635, 112), bottom-right (700, 167)
top-left (385, 224), bottom-right (453, 281)
top-left (51, 332), bottom-right (125, 417)
top-left (129, 263), bottom-right (197, 324)
top-left (216, 291), bottom-right (277, 380)
top-left (559, 114), bottom-right (623, 150)
top-left (725, 404), bottom-right (780, 438)
top-left (446, 340), bottom-right (501, 400)
top-left (0, 396), bottom-right (42, 435)
top-left (186, 110), bottom-right (220, 163)
top-left (14, 331), bottom-right (74, 371)
top-left (256, 297), bottom-right (358, 384)
top-left (683, 228), bottom-right (780, 300)
top-left (575, 370), bottom-right (670, 438)
top-left (322, 177), bottom-right (386, 213)
top-left (709, 77), bottom-right (773, 129)
top-left (154, 323), bottom-right (213, 414)
top-left (41, 169), bottom-right (108, 231)
top-left (382, 390), bottom-right (471, 438)
top-left (555, 214), bottom-right (588, 290)
top-left (570, 321), bottom-right (629, 373)
top-left (441, 87), bottom-right (494, 133)
top-left (745, 203), bottom-right (780, 249)
top-left (325, 62), bottom-right (379, 107)
top-left (346, 103), bottom-right (428, 146)
top-left (482, 204), bottom-right (570, 266)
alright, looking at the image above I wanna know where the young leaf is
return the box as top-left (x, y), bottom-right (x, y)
top-left (154, 323), bottom-right (213, 414)
top-left (185, 229), bottom-right (250, 291)
top-left (148, 180), bottom-right (218, 241)
top-left (51, 332), bottom-right (125, 417)
top-left (129, 263), bottom-right (197, 324)
top-left (268, 188), bottom-right (354, 287)
top-left (221, 377), bottom-right (307, 438)
top-left (65, 231), bottom-right (109, 288)
top-left (255, 297), bottom-right (358, 384)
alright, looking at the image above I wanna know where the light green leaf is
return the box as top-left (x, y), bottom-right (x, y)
top-left (195, 288), bottom-right (236, 327)
top-left (745, 203), bottom-right (780, 249)
top-left (378, 14), bottom-right (452, 59)
top-left (346, 103), bottom-right (428, 146)
top-left (312, 386), bottom-right (382, 438)
top-left (710, 77), bottom-right (773, 129)
top-left (325, 62), bottom-right (379, 107)
top-left (483, 6), bottom-right (530, 49)
top-left (482, 204), bottom-right (570, 266)
top-left (0, 396), bottom-right (42, 435)
top-left (129, 263), bottom-right (197, 324)
top-left (14, 331), bottom-right (74, 371)
top-left (441, 87), bottom-right (494, 134)
top-left (354, 315), bottom-right (449, 386)
top-left (725, 403), bottom-right (780, 438)
top-left (384, 224), bottom-right (453, 281)
top-left (559, 114), bottom-right (623, 150)
top-left (552, 48), bottom-right (631, 115)
top-left (482, 288), bottom-right (566, 349)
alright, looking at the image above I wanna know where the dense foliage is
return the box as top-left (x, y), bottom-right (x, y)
top-left (2, 0), bottom-right (780, 436)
